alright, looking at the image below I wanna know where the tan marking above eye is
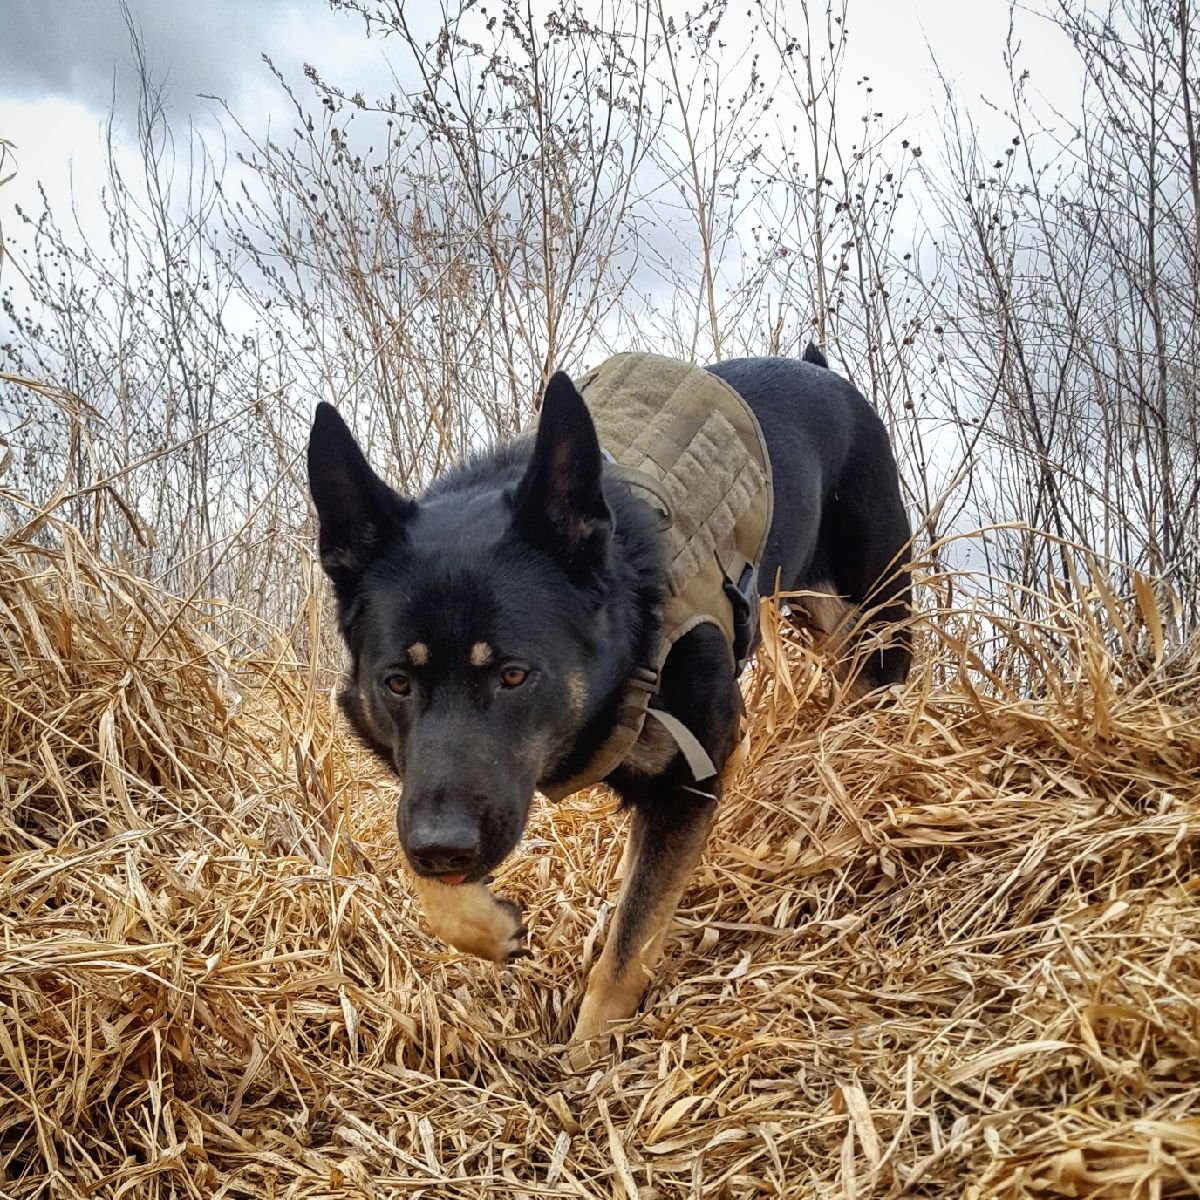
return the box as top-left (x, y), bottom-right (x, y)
top-left (407, 642), bottom-right (430, 666)
top-left (469, 641), bottom-right (494, 667)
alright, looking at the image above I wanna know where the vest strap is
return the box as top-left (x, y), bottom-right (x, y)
top-left (644, 706), bottom-right (717, 782)
top-left (540, 666), bottom-right (656, 802)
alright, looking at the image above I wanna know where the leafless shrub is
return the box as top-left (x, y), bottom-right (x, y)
top-left (918, 0), bottom-right (1198, 627)
top-left (1, 0), bottom-right (1195, 658)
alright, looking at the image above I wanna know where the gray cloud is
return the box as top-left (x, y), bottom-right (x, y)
top-left (0, 0), bottom-right (323, 122)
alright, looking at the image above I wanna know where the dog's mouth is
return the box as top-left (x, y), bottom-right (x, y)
top-left (406, 862), bottom-right (485, 887)
top-left (404, 855), bottom-right (503, 889)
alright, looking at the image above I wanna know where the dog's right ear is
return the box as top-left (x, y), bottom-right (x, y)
top-left (307, 402), bottom-right (415, 592)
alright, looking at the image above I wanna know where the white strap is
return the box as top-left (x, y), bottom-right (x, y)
top-left (645, 707), bottom-right (717, 782)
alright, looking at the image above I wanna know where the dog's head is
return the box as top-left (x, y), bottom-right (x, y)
top-left (307, 373), bottom-right (613, 885)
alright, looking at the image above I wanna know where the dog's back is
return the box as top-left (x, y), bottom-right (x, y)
top-left (708, 355), bottom-right (911, 690)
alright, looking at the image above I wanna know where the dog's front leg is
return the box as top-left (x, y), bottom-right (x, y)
top-left (410, 876), bottom-right (529, 962)
top-left (571, 788), bottom-right (716, 1048)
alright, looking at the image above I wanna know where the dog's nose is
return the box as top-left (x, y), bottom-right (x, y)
top-left (407, 831), bottom-right (480, 878)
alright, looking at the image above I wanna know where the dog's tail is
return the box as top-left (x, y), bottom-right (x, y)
top-left (803, 341), bottom-right (829, 369)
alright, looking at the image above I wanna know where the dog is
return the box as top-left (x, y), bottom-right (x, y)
top-left (306, 347), bottom-right (911, 1048)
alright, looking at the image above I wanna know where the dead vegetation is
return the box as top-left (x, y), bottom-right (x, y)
top-left (2, 1), bottom-right (1197, 1194)
top-left (2, 493), bottom-right (1197, 1199)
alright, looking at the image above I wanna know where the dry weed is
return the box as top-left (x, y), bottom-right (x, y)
top-left (1, 496), bottom-right (1197, 1198)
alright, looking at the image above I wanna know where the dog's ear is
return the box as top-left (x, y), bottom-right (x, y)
top-left (307, 402), bottom-right (415, 592)
top-left (513, 372), bottom-right (611, 573)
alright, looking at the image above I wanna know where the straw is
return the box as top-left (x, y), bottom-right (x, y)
top-left (2, 493), bottom-right (1197, 1198)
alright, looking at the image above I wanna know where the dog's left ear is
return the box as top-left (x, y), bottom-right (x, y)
top-left (513, 371), bottom-right (611, 573)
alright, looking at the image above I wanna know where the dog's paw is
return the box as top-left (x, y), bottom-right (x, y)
top-left (413, 879), bottom-right (530, 963)
top-left (563, 1037), bottom-right (601, 1074)
top-left (563, 1005), bottom-right (630, 1072)
top-left (494, 896), bottom-right (531, 961)
top-left (565, 969), bottom-right (642, 1066)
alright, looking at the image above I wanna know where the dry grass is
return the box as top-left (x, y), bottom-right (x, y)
top-left (2, 493), bottom-right (1198, 1199)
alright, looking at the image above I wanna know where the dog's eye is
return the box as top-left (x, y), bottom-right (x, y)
top-left (384, 672), bottom-right (411, 697)
top-left (499, 665), bottom-right (529, 689)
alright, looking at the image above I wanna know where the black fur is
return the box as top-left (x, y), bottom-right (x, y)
top-left (803, 341), bottom-right (828, 368)
top-left (307, 353), bottom-right (910, 936)
top-left (708, 356), bottom-right (911, 687)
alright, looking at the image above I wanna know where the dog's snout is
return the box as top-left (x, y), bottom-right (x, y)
top-left (404, 802), bottom-right (483, 878)
top-left (409, 840), bottom-right (479, 876)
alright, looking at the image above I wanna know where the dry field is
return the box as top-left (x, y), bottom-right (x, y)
top-left (2, 495), bottom-right (1198, 1198)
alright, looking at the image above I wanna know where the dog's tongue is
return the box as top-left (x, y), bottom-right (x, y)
top-left (440, 873), bottom-right (467, 886)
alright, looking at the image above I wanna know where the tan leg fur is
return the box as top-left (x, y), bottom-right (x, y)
top-left (411, 876), bottom-right (527, 962)
top-left (570, 801), bottom-right (714, 1051)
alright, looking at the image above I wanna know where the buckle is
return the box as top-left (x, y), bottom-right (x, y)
top-left (721, 559), bottom-right (761, 670)
top-left (628, 665), bottom-right (660, 692)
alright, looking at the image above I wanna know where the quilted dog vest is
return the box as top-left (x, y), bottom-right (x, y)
top-left (543, 352), bottom-right (774, 800)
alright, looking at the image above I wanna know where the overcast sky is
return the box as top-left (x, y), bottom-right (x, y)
top-left (0, 0), bottom-right (1048, 124)
top-left (0, 0), bottom-right (1075, 216)
top-left (1, 1), bottom-right (375, 207)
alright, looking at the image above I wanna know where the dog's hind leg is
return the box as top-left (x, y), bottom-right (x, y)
top-left (571, 788), bottom-right (716, 1049)
top-left (816, 439), bottom-right (913, 693)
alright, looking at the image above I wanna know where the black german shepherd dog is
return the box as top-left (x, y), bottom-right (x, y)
top-left (307, 347), bottom-right (911, 1048)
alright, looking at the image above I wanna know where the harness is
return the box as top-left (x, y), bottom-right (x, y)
top-left (542, 353), bottom-right (774, 801)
